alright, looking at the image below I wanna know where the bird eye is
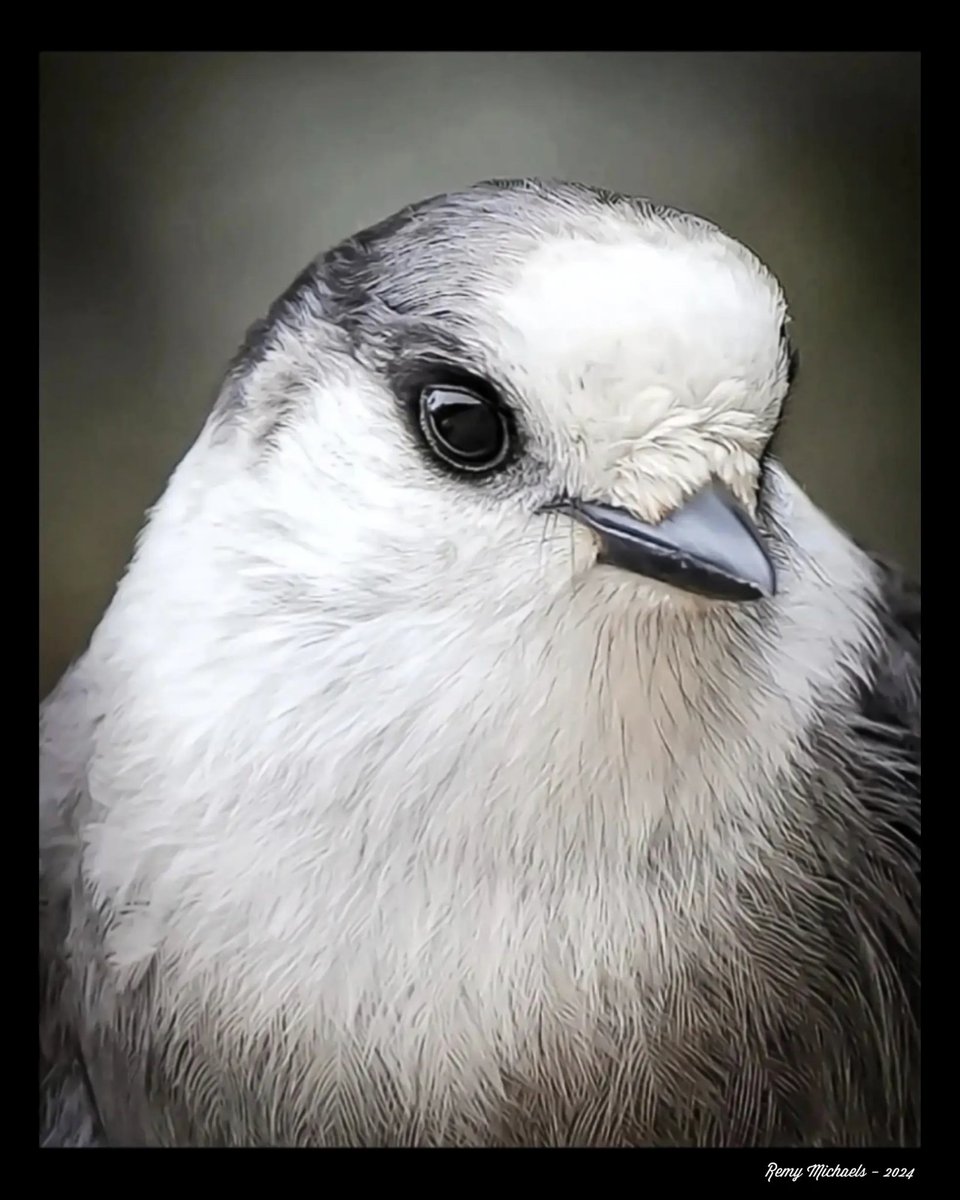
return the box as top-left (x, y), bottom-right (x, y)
top-left (418, 384), bottom-right (510, 473)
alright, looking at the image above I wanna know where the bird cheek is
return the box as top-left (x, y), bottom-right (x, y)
top-left (436, 538), bottom-right (459, 571)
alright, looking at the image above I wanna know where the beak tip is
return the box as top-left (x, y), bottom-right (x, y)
top-left (750, 580), bottom-right (776, 602)
top-left (747, 563), bottom-right (777, 602)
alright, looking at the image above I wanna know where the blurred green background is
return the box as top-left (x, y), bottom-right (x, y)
top-left (39, 51), bottom-right (920, 699)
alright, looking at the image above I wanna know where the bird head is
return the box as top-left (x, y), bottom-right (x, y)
top-left (193, 179), bottom-right (794, 650)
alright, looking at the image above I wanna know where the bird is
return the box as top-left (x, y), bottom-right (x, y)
top-left (39, 178), bottom-right (920, 1148)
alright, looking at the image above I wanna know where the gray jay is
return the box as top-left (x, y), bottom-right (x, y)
top-left (39, 179), bottom-right (920, 1148)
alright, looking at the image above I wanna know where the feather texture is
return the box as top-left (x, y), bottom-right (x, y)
top-left (39, 181), bottom-right (919, 1147)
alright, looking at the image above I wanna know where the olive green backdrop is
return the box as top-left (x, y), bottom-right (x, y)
top-left (39, 51), bottom-right (920, 698)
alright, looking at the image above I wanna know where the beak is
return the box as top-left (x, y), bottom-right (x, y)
top-left (543, 480), bottom-right (776, 602)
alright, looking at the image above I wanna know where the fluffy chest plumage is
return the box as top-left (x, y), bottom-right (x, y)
top-left (71, 465), bottom-right (878, 1145)
top-left (75, 592), bottom-right (796, 1146)
top-left (89, 778), bottom-right (751, 1147)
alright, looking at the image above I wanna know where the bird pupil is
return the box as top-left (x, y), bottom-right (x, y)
top-left (436, 399), bottom-right (494, 457)
top-left (421, 385), bottom-right (506, 466)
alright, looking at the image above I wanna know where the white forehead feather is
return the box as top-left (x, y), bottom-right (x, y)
top-left (501, 231), bottom-right (783, 351)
